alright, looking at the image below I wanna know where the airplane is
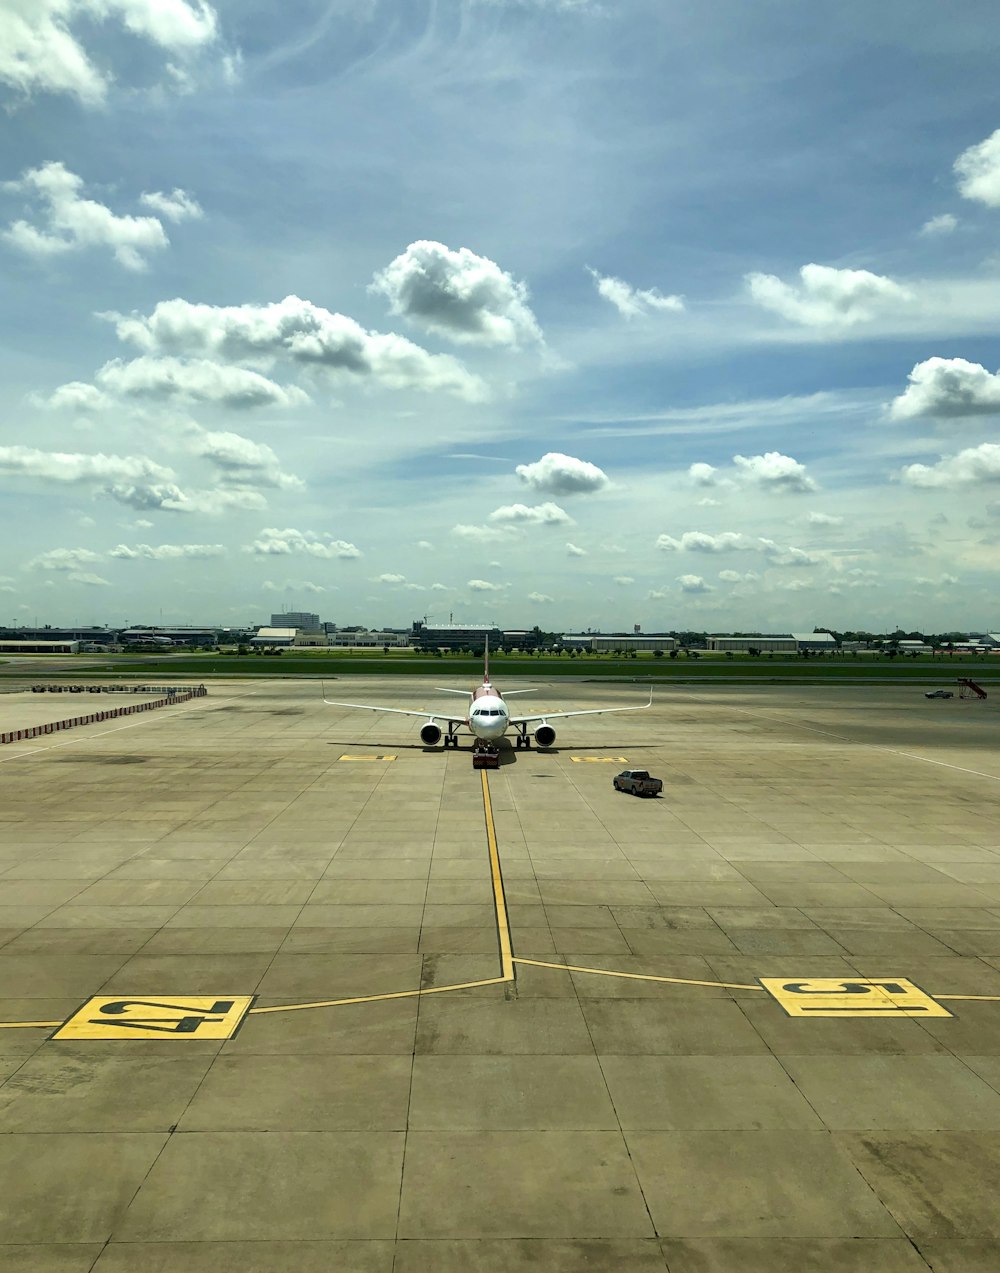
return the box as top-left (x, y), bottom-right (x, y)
top-left (323, 639), bottom-right (652, 750)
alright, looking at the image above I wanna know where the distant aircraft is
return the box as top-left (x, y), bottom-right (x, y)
top-left (323, 638), bottom-right (651, 750)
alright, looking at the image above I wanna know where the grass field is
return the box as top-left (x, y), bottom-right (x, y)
top-left (2, 649), bottom-right (997, 683)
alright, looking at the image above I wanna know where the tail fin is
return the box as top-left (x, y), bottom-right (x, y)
top-left (483, 634), bottom-right (490, 684)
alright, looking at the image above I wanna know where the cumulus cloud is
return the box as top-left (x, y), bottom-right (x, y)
top-left (139, 189), bottom-right (203, 222)
top-left (566, 542), bottom-right (587, 557)
top-left (733, 451), bottom-right (817, 493)
top-left (807, 511), bottom-right (844, 526)
top-left (889, 357), bottom-right (1000, 420)
top-left (108, 295), bottom-right (486, 400)
top-left (678, 574), bottom-right (712, 593)
top-left (468, 578), bottom-right (503, 591)
top-left (688, 462), bottom-right (721, 487)
top-left (900, 443), bottom-right (1000, 488)
top-left (613, 575), bottom-right (634, 585)
top-left (109, 542), bottom-right (225, 560)
top-left (33, 381), bottom-right (111, 412)
top-left (587, 267), bottom-right (684, 318)
top-left (190, 430), bottom-right (302, 490)
top-left (2, 162), bottom-right (196, 270)
top-left (452, 523), bottom-right (519, 542)
top-left (261, 580), bottom-right (328, 594)
top-left (244, 528), bottom-right (362, 558)
top-left (657, 531), bottom-right (751, 553)
top-left (954, 129), bottom-right (1000, 207)
top-left (488, 501), bottom-right (573, 526)
top-left (718, 569), bottom-right (757, 583)
top-left (0, 444), bottom-right (173, 486)
top-left (106, 483), bottom-right (267, 515)
top-left (92, 356), bottom-right (308, 409)
top-left (746, 263), bottom-right (911, 326)
top-left (27, 547), bottom-right (102, 571)
top-left (515, 452), bottom-right (609, 495)
top-left (920, 213), bottom-right (958, 236)
top-left (758, 539), bottom-right (822, 567)
top-left (69, 571), bottom-right (110, 586)
top-left (0, 0), bottom-right (220, 105)
top-left (528, 592), bottom-right (553, 603)
top-left (375, 573), bottom-right (406, 584)
top-left (370, 240), bottom-right (541, 347)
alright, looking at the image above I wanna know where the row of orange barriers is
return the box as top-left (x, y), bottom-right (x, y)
top-left (0, 686), bottom-right (208, 745)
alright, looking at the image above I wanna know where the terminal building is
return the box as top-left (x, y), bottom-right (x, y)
top-left (561, 634), bottom-right (677, 653)
top-left (270, 612), bottom-right (320, 631)
top-left (411, 621), bottom-right (504, 650)
top-left (707, 633), bottom-right (840, 653)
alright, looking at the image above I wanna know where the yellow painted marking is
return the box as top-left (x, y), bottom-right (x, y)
top-left (481, 768), bottom-right (514, 979)
top-left (0, 1020), bottom-right (62, 1029)
top-left (338, 754), bottom-right (397, 761)
top-left (571, 756), bottom-right (627, 763)
top-left (51, 995), bottom-right (255, 1040)
top-left (932, 993), bottom-right (1000, 1002)
top-left (514, 957), bottom-right (762, 991)
top-left (250, 976), bottom-right (509, 1015)
top-left (760, 977), bottom-right (951, 1018)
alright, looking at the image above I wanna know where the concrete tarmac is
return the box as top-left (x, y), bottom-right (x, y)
top-left (2, 677), bottom-right (1000, 1271)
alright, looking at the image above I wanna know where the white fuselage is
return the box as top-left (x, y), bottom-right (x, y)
top-left (468, 686), bottom-right (509, 741)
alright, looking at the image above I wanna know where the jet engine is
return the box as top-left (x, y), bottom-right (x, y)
top-left (420, 722), bottom-right (443, 746)
top-left (534, 723), bottom-right (556, 748)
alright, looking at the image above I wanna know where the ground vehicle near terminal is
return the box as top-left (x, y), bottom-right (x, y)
top-left (613, 769), bottom-right (662, 797)
top-left (324, 638), bottom-right (651, 751)
top-left (925, 690), bottom-right (954, 699)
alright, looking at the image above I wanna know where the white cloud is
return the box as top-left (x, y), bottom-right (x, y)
top-left (190, 430), bottom-right (302, 490)
top-left (955, 129), bottom-right (1000, 207)
top-left (566, 542), bottom-right (587, 557)
top-left (0, 0), bottom-right (219, 106)
top-left (68, 571), bottom-right (110, 586)
top-left (93, 357), bottom-right (308, 409)
top-left (468, 578), bottom-right (503, 591)
top-left (417, 540), bottom-right (434, 550)
top-left (109, 543), bottom-right (225, 560)
top-left (139, 189), bottom-right (203, 222)
top-left (587, 267), bottom-right (684, 318)
top-left (689, 462), bottom-right (721, 487)
top-left (732, 451), bottom-right (817, 493)
top-left (889, 357), bottom-right (1000, 420)
top-left (109, 295), bottom-right (487, 400)
top-left (370, 240), bottom-right (541, 347)
top-left (430, 583), bottom-right (449, 591)
top-left (515, 452), bottom-right (609, 495)
top-left (33, 381), bottom-right (111, 412)
top-left (900, 443), bottom-right (1000, 489)
top-left (920, 213), bottom-right (958, 236)
top-left (452, 523), bottom-right (519, 542)
top-left (261, 580), bottom-right (328, 594)
top-left (806, 512), bottom-right (844, 526)
top-left (758, 539), bottom-right (822, 567)
top-left (375, 573), bottom-right (406, 584)
top-left (244, 528), bottom-right (362, 559)
top-left (678, 574), bottom-right (712, 593)
top-left (613, 575), bottom-right (634, 585)
top-left (646, 588), bottom-right (668, 600)
top-left (657, 531), bottom-right (751, 553)
top-left (0, 445), bottom-right (173, 486)
top-left (27, 547), bottom-right (102, 571)
top-left (527, 591), bottom-right (553, 603)
top-left (488, 501), bottom-right (573, 526)
top-left (106, 483), bottom-right (268, 515)
top-left (746, 263), bottom-right (911, 327)
top-left (2, 162), bottom-right (184, 271)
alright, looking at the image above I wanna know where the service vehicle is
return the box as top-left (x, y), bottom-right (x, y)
top-left (925, 690), bottom-right (954, 699)
top-left (613, 769), bottom-right (663, 797)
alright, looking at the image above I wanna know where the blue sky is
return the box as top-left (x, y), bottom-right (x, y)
top-left (2, 0), bottom-right (1000, 633)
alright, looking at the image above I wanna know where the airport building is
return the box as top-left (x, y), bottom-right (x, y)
top-left (411, 621), bottom-right (504, 650)
top-left (0, 639), bottom-right (80, 654)
top-left (250, 627), bottom-right (297, 647)
top-left (270, 612), bottom-right (320, 631)
top-left (331, 631), bottom-right (410, 647)
top-left (708, 634), bottom-right (798, 653)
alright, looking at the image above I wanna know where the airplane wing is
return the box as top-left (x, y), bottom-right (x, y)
top-left (322, 694), bottom-right (467, 728)
top-left (434, 689), bottom-right (474, 696)
top-left (509, 689), bottom-right (652, 725)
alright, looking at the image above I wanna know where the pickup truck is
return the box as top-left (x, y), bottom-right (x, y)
top-left (613, 769), bottom-right (662, 797)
